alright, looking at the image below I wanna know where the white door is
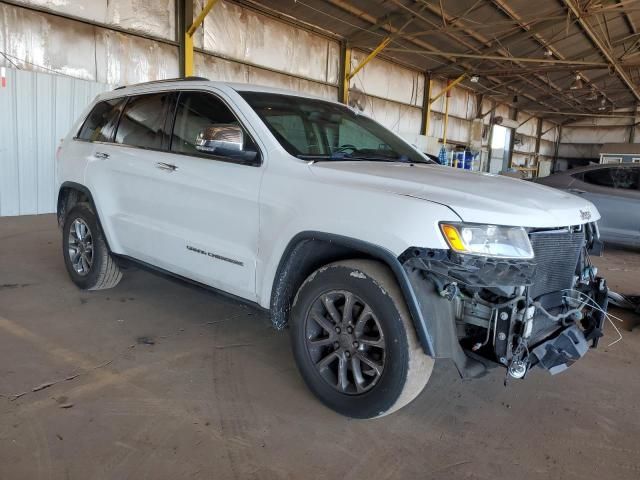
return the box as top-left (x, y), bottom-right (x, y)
top-left (86, 91), bottom-right (182, 267)
top-left (154, 90), bottom-right (264, 300)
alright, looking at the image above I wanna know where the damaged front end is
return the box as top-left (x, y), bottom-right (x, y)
top-left (400, 222), bottom-right (607, 380)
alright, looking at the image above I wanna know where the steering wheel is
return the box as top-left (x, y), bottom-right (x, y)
top-left (334, 144), bottom-right (358, 154)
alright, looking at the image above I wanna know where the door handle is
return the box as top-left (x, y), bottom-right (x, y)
top-left (156, 162), bottom-right (178, 172)
top-left (94, 151), bottom-right (110, 159)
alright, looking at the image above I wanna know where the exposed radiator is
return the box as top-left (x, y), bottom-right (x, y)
top-left (528, 228), bottom-right (585, 301)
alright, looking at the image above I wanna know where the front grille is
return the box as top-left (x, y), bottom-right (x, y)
top-left (528, 228), bottom-right (585, 301)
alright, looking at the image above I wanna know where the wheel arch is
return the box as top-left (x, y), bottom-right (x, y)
top-left (57, 182), bottom-right (114, 252)
top-left (269, 231), bottom-right (435, 356)
top-left (57, 182), bottom-right (96, 226)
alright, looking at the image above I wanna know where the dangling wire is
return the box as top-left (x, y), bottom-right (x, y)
top-left (562, 289), bottom-right (624, 347)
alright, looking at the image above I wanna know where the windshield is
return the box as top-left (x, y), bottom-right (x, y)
top-left (239, 92), bottom-right (432, 163)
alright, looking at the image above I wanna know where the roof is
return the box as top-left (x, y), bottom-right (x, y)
top-left (600, 143), bottom-right (640, 155)
top-left (244, 0), bottom-right (640, 123)
top-left (568, 162), bottom-right (640, 178)
top-left (104, 78), bottom-right (341, 104)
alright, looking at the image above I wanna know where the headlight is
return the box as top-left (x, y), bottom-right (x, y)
top-left (440, 223), bottom-right (534, 259)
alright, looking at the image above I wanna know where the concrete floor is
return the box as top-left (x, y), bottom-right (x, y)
top-left (1, 214), bottom-right (639, 480)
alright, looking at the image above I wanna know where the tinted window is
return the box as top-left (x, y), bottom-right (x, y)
top-left (77, 98), bottom-right (125, 142)
top-left (611, 167), bottom-right (639, 190)
top-left (171, 91), bottom-right (259, 164)
top-left (115, 92), bottom-right (174, 150)
top-left (583, 167), bottom-right (639, 190)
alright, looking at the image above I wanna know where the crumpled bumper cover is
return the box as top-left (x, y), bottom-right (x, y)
top-left (530, 325), bottom-right (589, 375)
top-left (399, 247), bottom-right (536, 288)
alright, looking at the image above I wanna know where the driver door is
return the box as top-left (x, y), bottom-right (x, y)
top-left (158, 90), bottom-right (264, 300)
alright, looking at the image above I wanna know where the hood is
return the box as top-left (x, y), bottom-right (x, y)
top-left (310, 161), bottom-right (600, 228)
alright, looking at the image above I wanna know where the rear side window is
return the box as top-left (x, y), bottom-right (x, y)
top-left (77, 98), bottom-right (125, 142)
top-left (582, 167), bottom-right (639, 190)
top-left (582, 168), bottom-right (615, 188)
top-left (115, 92), bottom-right (175, 150)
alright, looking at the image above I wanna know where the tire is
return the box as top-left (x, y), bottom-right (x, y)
top-left (62, 203), bottom-right (122, 290)
top-left (290, 259), bottom-right (434, 418)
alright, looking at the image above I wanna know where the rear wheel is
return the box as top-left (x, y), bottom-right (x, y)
top-left (62, 203), bottom-right (122, 290)
top-left (290, 260), bottom-right (434, 418)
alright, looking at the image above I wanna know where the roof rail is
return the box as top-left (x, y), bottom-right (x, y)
top-left (114, 76), bottom-right (209, 90)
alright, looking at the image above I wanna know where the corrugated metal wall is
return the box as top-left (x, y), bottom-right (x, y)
top-left (0, 67), bottom-right (109, 216)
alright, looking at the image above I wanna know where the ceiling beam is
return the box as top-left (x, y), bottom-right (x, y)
top-left (490, 0), bottom-right (615, 110)
top-left (383, 48), bottom-right (607, 66)
top-left (404, 0), bottom-right (582, 109)
top-left (561, 0), bottom-right (640, 103)
top-left (321, 0), bottom-right (545, 107)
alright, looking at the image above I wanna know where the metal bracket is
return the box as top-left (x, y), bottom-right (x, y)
top-left (184, 0), bottom-right (220, 77)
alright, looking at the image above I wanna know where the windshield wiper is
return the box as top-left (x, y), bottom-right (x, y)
top-left (297, 153), bottom-right (412, 163)
top-left (351, 154), bottom-right (412, 163)
top-left (296, 153), bottom-right (351, 161)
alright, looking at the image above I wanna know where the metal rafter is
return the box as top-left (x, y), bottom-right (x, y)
top-left (409, 0), bottom-right (592, 113)
top-left (389, 0), bottom-right (578, 112)
top-left (322, 0), bottom-right (542, 107)
top-left (489, 0), bottom-right (616, 111)
top-left (562, 0), bottom-right (640, 102)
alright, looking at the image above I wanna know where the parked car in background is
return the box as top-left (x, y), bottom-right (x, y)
top-left (536, 164), bottom-right (640, 248)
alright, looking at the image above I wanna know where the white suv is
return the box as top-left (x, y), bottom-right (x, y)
top-left (56, 78), bottom-right (608, 418)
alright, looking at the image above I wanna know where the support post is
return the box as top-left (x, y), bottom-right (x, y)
top-left (348, 37), bottom-right (391, 80)
top-left (443, 80), bottom-right (451, 146)
top-left (430, 74), bottom-right (466, 105)
top-left (553, 125), bottom-right (563, 172)
top-left (475, 94), bottom-right (484, 119)
top-left (339, 44), bottom-right (352, 104)
top-left (506, 107), bottom-right (518, 170)
top-left (177, 0), bottom-right (191, 77)
top-left (423, 73), bottom-right (465, 145)
top-left (340, 36), bottom-right (391, 104)
top-left (485, 100), bottom-right (497, 173)
top-left (630, 103), bottom-right (638, 143)
top-left (185, 33), bottom-right (194, 77)
top-left (534, 117), bottom-right (543, 177)
top-left (184, 0), bottom-right (219, 77)
top-left (421, 73), bottom-right (432, 136)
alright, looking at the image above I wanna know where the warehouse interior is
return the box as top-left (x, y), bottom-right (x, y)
top-left (1, 1), bottom-right (639, 478)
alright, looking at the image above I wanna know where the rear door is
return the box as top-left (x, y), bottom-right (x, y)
top-left (85, 91), bottom-right (180, 264)
top-left (160, 90), bottom-right (264, 300)
top-left (69, 97), bottom-right (126, 190)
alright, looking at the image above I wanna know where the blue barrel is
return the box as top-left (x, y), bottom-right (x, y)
top-left (464, 148), bottom-right (473, 169)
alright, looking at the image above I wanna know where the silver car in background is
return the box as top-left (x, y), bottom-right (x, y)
top-left (536, 163), bottom-right (640, 247)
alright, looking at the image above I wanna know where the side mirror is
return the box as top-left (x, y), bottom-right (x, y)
top-left (196, 124), bottom-right (244, 153)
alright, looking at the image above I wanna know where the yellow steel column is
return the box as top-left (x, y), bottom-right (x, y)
top-left (424, 78), bottom-right (433, 136)
top-left (424, 74), bottom-right (465, 143)
top-left (341, 36), bottom-right (391, 104)
top-left (184, 33), bottom-right (194, 77)
top-left (443, 80), bottom-right (451, 146)
top-left (348, 37), bottom-right (391, 80)
top-left (184, 0), bottom-right (219, 77)
top-left (341, 46), bottom-right (352, 104)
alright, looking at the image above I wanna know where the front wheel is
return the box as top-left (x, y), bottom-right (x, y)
top-left (290, 260), bottom-right (434, 418)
